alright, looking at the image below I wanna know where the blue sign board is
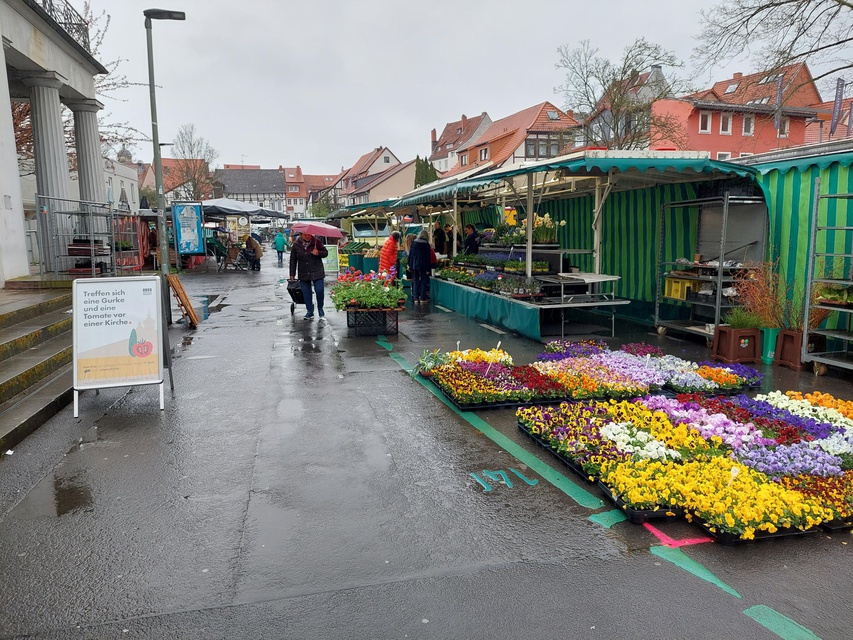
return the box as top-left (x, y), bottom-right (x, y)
top-left (173, 202), bottom-right (204, 254)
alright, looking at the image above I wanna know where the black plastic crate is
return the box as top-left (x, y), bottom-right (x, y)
top-left (346, 309), bottom-right (399, 335)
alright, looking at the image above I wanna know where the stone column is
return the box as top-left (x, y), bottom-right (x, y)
top-left (20, 72), bottom-right (69, 202)
top-left (21, 72), bottom-right (70, 271)
top-left (67, 99), bottom-right (106, 204)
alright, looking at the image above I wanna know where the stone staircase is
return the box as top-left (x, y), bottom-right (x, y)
top-left (0, 290), bottom-right (74, 450)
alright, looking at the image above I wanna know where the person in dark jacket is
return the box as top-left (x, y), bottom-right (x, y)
top-left (289, 231), bottom-right (328, 319)
top-left (432, 221), bottom-right (445, 254)
top-left (463, 224), bottom-right (479, 255)
top-left (408, 229), bottom-right (433, 304)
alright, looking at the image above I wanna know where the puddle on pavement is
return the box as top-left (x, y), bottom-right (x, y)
top-left (194, 295), bottom-right (226, 320)
top-left (54, 473), bottom-right (94, 516)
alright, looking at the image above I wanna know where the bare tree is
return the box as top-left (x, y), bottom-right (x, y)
top-left (556, 38), bottom-right (690, 150)
top-left (694, 0), bottom-right (853, 86)
top-left (167, 123), bottom-right (218, 201)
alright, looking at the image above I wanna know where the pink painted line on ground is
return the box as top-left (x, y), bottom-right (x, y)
top-left (643, 522), bottom-right (713, 547)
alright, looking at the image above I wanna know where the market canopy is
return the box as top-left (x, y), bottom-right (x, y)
top-left (455, 150), bottom-right (759, 200)
top-left (200, 197), bottom-right (286, 219)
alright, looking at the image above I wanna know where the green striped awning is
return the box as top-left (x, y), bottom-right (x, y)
top-left (456, 155), bottom-right (757, 194)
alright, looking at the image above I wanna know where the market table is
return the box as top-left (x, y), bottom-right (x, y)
top-left (431, 277), bottom-right (630, 342)
top-left (536, 273), bottom-right (630, 338)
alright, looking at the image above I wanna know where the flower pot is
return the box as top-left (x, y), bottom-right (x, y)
top-left (773, 330), bottom-right (826, 371)
top-left (712, 326), bottom-right (761, 364)
top-left (760, 328), bottom-right (780, 365)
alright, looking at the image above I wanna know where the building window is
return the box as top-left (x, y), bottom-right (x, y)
top-left (131, 183), bottom-right (136, 204)
top-left (739, 152), bottom-right (753, 157)
top-left (547, 110), bottom-right (560, 121)
top-left (720, 113), bottom-right (732, 135)
top-left (743, 114), bottom-right (754, 136)
top-left (384, 156), bottom-right (390, 163)
top-left (460, 154), bottom-right (468, 166)
top-left (699, 111), bottom-right (712, 134)
top-left (288, 185), bottom-right (299, 192)
top-left (778, 117), bottom-right (790, 138)
top-left (287, 199), bottom-right (292, 205)
top-left (725, 83), bottom-right (739, 94)
top-left (479, 148), bottom-right (489, 161)
top-left (717, 152), bottom-right (731, 161)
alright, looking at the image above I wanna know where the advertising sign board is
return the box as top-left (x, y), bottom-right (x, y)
top-left (73, 276), bottom-right (163, 391)
top-left (173, 202), bottom-right (204, 254)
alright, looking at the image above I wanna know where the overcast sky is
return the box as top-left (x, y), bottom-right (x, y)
top-left (92, 0), bottom-right (766, 176)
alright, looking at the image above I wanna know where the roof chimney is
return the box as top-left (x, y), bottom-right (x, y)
top-left (461, 114), bottom-right (468, 129)
top-left (431, 128), bottom-right (436, 144)
top-left (733, 72), bottom-right (743, 80)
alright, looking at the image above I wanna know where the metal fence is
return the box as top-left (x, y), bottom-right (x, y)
top-left (28, 0), bottom-right (91, 52)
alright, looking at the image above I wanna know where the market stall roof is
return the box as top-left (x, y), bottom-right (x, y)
top-left (393, 165), bottom-right (492, 207)
top-left (455, 150), bottom-right (758, 201)
top-left (200, 197), bottom-right (286, 219)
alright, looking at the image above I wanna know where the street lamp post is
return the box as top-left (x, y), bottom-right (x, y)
top-left (145, 8), bottom-right (185, 324)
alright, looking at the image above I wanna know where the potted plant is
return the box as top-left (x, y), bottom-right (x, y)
top-left (734, 261), bottom-right (784, 364)
top-left (411, 349), bottom-right (450, 378)
top-left (712, 307), bottom-right (763, 365)
top-left (773, 282), bottom-right (831, 371)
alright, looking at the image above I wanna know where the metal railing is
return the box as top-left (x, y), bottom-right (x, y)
top-left (30, 0), bottom-right (91, 53)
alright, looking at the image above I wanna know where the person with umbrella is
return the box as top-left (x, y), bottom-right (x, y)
top-left (289, 231), bottom-right (328, 319)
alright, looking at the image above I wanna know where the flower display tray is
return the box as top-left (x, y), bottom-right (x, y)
top-left (426, 379), bottom-right (529, 411)
top-left (694, 519), bottom-right (818, 546)
top-left (516, 422), bottom-right (596, 484)
top-left (819, 518), bottom-right (853, 532)
top-left (598, 482), bottom-right (684, 524)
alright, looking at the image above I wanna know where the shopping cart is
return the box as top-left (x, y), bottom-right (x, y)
top-left (286, 279), bottom-right (305, 314)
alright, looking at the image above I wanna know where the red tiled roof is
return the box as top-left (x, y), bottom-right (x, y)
top-left (695, 62), bottom-right (821, 108)
top-left (444, 102), bottom-right (578, 177)
top-left (429, 112), bottom-right (489, 162)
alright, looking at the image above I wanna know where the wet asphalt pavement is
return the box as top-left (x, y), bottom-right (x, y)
top-left (0, 251), bottom-right (852, 639)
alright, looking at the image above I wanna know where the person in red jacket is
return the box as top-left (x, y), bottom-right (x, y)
top-left (379, 231), bottom-right (401, 276)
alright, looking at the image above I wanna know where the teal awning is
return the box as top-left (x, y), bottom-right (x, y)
top-left (748, 152), bottom-right (853, 176)
top-left (456, 156), bottom-right (757, 194)
top-left (344, 198), bottom-right (400, 211)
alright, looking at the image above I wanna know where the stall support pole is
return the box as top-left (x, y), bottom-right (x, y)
top-left (452, 193), bottom-right (458, 258)
top-left (526, 172), bottom-right (534, 279)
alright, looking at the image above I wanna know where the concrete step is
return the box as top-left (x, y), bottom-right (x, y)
top-left (0, 308), bottom-right (73, 362)
top-left (0, 291), bottom-right (72, 329)
top-left (0, 365), bottom-right (72, 450)
top-left (0, 332), bottom-right (72, 405)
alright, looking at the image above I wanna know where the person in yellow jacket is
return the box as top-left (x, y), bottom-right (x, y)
top-left (379, 231), bottom-right (401, 277)
top-left (244, 235), bottom-right (264, 271)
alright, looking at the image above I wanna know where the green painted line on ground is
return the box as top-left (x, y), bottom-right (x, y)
top-left (407, 369), bottom-right (603, 509)
top-left (375, 336), bottom-right (393, 351)
top-left (589, 510), bottom-right (628, 528)
top-left (651, 546), bottom-right (741, 599)
top-left (743, 605), bottom-right (822, 640)
top-left (389, 352), bottom-right (414, 373)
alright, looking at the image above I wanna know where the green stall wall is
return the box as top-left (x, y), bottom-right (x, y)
top-left (535, 183), bottom-right (699, 324)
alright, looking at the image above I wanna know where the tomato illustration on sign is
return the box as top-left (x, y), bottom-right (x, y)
top-left (132, 340), bottom-right (153, 358)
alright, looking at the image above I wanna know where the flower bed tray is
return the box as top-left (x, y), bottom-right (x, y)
top-left (693, 519), bottom-right (818, 546)
top-left (516, 422), bottom-right (597, 484)
top-left (819, 518), bottom-right (853, 532)
top-left (429, 381), bottom-right (528, 411)
top-left (345, 308), bottom-right (402, 336)
top-left (598, 482), bottom-right (683, 524)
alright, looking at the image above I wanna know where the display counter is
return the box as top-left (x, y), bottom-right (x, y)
top-left (431, 277), bottom-right (630, 342)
